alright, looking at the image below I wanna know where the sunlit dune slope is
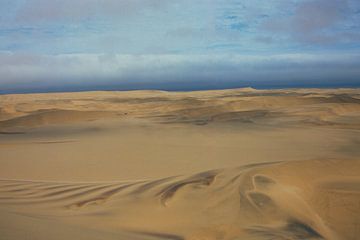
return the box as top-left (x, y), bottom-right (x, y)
top-left (0, 159), bottom-right (359, 240)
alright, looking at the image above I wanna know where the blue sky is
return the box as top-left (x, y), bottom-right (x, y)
top-left (0, 0), bottom-right (360, 93)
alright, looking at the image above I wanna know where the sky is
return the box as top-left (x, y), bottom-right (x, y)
top-left (0, 0), bottom-right (360, 93)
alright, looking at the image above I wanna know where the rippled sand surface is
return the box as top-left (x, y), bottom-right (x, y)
top-left (0, 88), bottom-right (360, 240)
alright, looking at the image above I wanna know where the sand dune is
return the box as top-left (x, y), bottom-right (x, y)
top-left (0, 159), bottom-right (359, 239)
top-left (1, 88), bottom-right (360, 130)
top-left (0, 88), bottom-right (359, 239)
top-left (0, 109), bottom-right (119, 130)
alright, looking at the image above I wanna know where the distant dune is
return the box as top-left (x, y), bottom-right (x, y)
top-left (1, 88), bottom-right (360, 129)
top-left (0, 88), bottom-right (359, 240)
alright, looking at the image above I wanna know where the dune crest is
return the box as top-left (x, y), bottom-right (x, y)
top-left (1, 88), bottom-right (360, 131)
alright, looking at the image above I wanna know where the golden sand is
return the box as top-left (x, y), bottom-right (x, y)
top-left (0, 88), bottom-right (359, 240)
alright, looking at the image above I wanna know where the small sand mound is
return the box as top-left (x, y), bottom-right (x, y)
top-left (0, 109), bottom-right (118, 130)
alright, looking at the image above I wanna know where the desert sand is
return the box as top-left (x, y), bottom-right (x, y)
top-left (0, 88), bottom-right (360, 240)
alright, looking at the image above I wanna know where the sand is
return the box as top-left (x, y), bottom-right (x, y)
top-left (0, 88), bottom-right (359, 239)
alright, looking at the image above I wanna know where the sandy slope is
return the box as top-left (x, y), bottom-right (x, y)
top-left (0, 159), bottom-right (359, 240)
top-left (0, 88), bottom-right (360, 239)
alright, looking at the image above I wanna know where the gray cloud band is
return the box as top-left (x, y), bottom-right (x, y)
top-left (0, 53), bottom-right (359, 92)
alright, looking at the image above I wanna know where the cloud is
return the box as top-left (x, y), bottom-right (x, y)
top-left (13, 0), bottom-right (173, 23)
top-left (1, 0), bottom-right (359, 55)
top-left (262, 0), bottom-right (360, 44)
top-left (292, 0), bottom-right (347, 33)
top-left (0, 52), bottom-right (359, 93)
top-left (0, 1), bottom-right (359, 94)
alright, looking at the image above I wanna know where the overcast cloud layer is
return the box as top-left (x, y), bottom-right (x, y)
top-left (0, 0), bottom-right (360, 93)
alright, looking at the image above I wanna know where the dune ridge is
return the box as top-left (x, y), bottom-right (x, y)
top-left (1, 88), bottom-right (360, 131)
